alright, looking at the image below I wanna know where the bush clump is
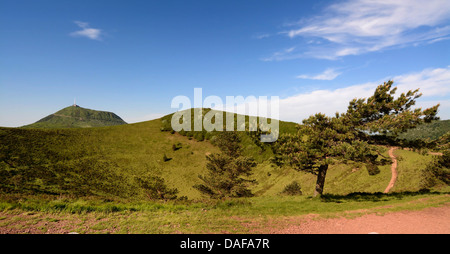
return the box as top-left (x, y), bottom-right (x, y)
top-left (366, 163), bottom-right (380, 175)
top-left (162, 154), bottom-right (171, 162)
top-left (135, 175), bottom-right (179, 201)
top-left (281, 181), bottom-right (302, 196)
top-left (421, 150), bottom-right (450, 188)
top-left (172, 142), bottom-right (182, 151)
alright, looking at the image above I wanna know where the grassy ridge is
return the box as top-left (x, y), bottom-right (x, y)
top-left (398, 119), bottom-right (450, 141)
top-left (1, 110), bottom-right (447, 202)
top-left (1, 119), bottom-right (220, 199)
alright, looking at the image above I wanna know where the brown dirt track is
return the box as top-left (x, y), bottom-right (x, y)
top-left (1, 203), bottom-right (448, 234)
top-left (271, 205), bottom-right (450, 234)
top-left (383, 147), bottom-right (398, 194)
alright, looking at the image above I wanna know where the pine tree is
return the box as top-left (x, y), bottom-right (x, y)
top-left (194, 132), bottom-right (257, 199)
top-left (277, 81), bottom-right (439, 197)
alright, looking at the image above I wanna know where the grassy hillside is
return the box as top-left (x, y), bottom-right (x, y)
top-left (1, 109), bottom-right (447, 202)
top-left (398, 119), bottom-right (450, 141)
top-left (1, 120), bottom-right (218, 200)
top-left (22, 105), bottom-right (127, 129)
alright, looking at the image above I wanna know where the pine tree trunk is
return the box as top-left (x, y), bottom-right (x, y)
top-left (313, 164), bottom-right (328, 197)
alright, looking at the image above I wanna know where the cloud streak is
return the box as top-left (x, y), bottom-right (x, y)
top-left (266, 0), bottom-right (450, 60)
top-left (261, 47), bottom-right (297, 61)
top-left (70, 21), bottom-right (103, 40)
top-left (297, 68), bottom-right (341, 80)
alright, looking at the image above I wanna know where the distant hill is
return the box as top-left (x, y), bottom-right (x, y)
top-left (22, 105), bottom-right (127, 128)
top-left (398, 119), bottom-right (450, 141)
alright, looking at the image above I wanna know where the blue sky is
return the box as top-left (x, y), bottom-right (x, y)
top-left (1, 0), bottom-right (449, 126)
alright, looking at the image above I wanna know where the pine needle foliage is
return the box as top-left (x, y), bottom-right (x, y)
top-left (194, 132), bottom-right (257, 199)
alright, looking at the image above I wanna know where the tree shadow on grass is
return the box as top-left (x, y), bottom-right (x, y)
top-left (320, 189), bottom-right (448, 203)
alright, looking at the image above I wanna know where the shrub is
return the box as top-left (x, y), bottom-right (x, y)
top-left (163, 154), bottom-right (171, 162)
top-left (172, 142), bottom-right (182, 151)
top-left (281, 181), bottom-right (302, 196)
top-left (135, 175), bottom-right (179, 201)
top-left (366, 164), bottom-right (380, 175)
top-left (194, 132), bottom-right (205, 141)
top-left (421, 151), bottom-right (450, 188)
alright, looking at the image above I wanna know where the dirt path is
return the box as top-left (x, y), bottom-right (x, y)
top-left (384, 147), bottom-right (398, 193)
top-left (1, 201), bottom-right (449, 234)
top-left (272, 205), bottom-right (450, 234)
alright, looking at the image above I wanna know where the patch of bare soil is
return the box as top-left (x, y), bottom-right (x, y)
top-left (384, 147), bottom-right (397, 194)
top-left (270, 205), bottom-right (450, 234)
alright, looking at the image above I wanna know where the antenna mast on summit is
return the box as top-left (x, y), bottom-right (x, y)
top-left (74, 98), bottom-right (76, 107)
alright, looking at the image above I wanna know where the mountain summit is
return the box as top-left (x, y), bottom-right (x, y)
top-left (22, 105), bottom-right (127, 128)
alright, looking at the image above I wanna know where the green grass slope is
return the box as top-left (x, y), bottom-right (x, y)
top-left (22, 105), bottom-right (127, 129)
top-left (398, 119), bottom-right (450, 141)
top-left (1, 109), bottom-right (447, 201)
top-left (1, 119), bottom-right (219, 200)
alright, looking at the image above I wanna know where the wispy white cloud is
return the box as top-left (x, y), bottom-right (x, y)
top-left (261, 47), bottom-right (298, 61)
top-left (279, 66), bottom-right (450, 122)
top-left (212, 66), bottom-right (450, 123)
top-left (253, 33), bottom-right (271, 39)
top-left (278, 82), bottom-right (374, 122)
top-left (394, 65), bottom-right (450, 97)
top-left (265, 0), bottom-right (450, 60)
top-left (70, 21), bottom-right (103, 40)
top-left (297, 68), bottom-right (342, 80)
